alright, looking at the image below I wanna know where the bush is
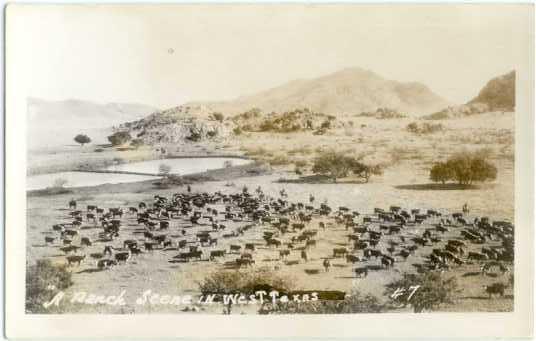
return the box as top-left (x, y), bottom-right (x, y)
top-left (260, 290), bottom-right (384, 314)
top-left (107, 131), bottom-right (132, 146)
top-left (406, 122), bottom-right (444, 134)
top-left (199, 268), bottom-right (294, 314)
top-left (385, 272), bottom-right (459, 313)
top-left (429, 151), bottom-right (497, 185)
top-left (312, 151), bottom-right (380, 183)
top-left (429, 162), bottom-right (454, 184)
top-left (158, 163), bottom-right (172, 176)
top-left (26, 259), bottom-right (73, 313)
top-left (233, 126), bottom-right (242, 135)
top-left (210, 112), bottom-right (224, 122)
top-left (73, 134), bottom-right (91, 146)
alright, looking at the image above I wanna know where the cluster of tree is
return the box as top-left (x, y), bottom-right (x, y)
top-left (429, 151), bottom-right (497, 185)
top-left (311, 151), bottom-right (382, 183)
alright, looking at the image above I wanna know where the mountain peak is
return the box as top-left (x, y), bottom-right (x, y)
top-left (187, 67), bottom-right (448, 116)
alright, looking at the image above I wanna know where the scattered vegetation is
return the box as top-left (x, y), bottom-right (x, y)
top-left (199, 268), bottom-right (294, 314)
top-left (260, 290), bottom-right (384, 314)
top-left (357, 108), bottom-right (407, 119)
top-left (108, 131), bottom-right (132, 146)
top-left (232, 108), bottom-right (337, 134)
top-left (26, 259), bottom-right (73, 313)
top-left (210, 112), bottom-right (224, 123)
top-left (406, 122), bottom-right (444, 135)
top-left (385, 272), bottom-right (459, 313)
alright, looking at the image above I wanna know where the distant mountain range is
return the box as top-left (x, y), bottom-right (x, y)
top-left (28, 98), bottom-right (158, 149)
top-left (187, 67), bottom-right (449, 116)
top-left (424, 70), bottom-right (515, 120)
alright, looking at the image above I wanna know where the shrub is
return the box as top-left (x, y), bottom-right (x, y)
top-left (385, 272), bottom-right (459, 313)
top-left (199, 268), bottom-right (293, 314)
top-left (26, 259), bottom-right (73, 313)
top-left (210, 112), bottom-right (224, 122)
top-left (260, 290), bottom-right (384, 314)
top-left (429, 162), bottom-right (454, 184)
top-left (158, 163), bottom-right (172, 176)
top-left (233, 126), bottom-right (242, 135)
top-left (73, 134), bottom-right (91, 146)
top-left (312, 151), bottom-right (379, 183)
top-left (107, 131), bottom-right (132, 146)
top-left (406, 122), bottom-right (444, 134)
top-left (429, 151), bottom-right (497, 185)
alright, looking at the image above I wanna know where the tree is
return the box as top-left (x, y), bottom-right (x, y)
top-left (107, 131), bottom-right (132, 146)
top-left (429, 162), bottom-right (453, 184)
top-left (429, 151), bottom-right (497, 185)
top-left (73, 134), bottom-right (91, 146)
top-left (312, 151), bottom-right (380, 183)
top-left (385, 272), bottom-right (459, 313)
top-left (352, 162), bottom-right (382, 183)
top-left (311, 151), bottom-right (355, 182)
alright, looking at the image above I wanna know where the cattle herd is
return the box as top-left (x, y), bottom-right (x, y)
top-left (41, 186), bottom-right (514, 301)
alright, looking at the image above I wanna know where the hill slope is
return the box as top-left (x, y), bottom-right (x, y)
top-left (28, 98), bottom-right (158, 149)
top-left (188, 67), bottom-right (449, 116)
top-left (468, 70), bottom-right (515, 111)
top-left (424, 70), bottom-right (515, 120)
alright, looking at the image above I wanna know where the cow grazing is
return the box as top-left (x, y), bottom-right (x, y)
top-left (66, 255), bottom-right (86, 266)
top-left (484, 283), bottom-right (507, 298)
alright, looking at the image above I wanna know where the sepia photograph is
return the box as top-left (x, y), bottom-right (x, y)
top-left (4, 3), bottom-right (534, 339)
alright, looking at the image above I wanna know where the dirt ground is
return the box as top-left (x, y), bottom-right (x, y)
top-left (26, 111), bottom-right (515, 314)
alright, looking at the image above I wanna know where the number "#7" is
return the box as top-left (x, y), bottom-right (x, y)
top-left (390, 285), bottom-right (421, 301)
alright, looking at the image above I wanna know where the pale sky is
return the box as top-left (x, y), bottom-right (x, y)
top-left (8, 4), bottom-right (533, 109)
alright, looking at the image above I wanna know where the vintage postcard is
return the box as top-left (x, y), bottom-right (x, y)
top-left (4, 3), bottom-right (534, 339)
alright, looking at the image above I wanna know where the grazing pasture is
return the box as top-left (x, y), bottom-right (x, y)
top-left (27, 165), bottom-right (514, 314)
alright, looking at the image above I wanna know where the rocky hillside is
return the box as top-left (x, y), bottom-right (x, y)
top-left (120, 106), bottom-right (231, 146)
top-left (187, 67), bottom-right (449, 116)
top-left (468, 70), bottom-right (515, 111)
top-left (424, 71), bottom-right (515, 120)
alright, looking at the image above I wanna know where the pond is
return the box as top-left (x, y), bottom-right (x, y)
top-left (105, 157), bottom-right (250, 175)
top-left (27, 157), bottom-right (251, 191)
